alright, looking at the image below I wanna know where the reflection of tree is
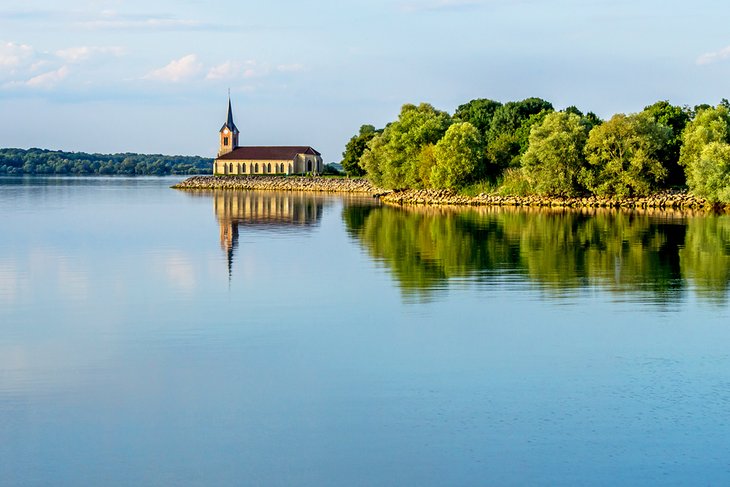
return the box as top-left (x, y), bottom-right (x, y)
top-left (680, 216), bottom-right (730, 302)
top-left (344, 204), bottom-right (730, 303)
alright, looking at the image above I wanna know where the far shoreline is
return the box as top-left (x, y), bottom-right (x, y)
top-left (172, 175), bottom-right (728, 212)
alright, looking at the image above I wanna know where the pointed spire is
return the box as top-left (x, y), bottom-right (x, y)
top-left (221, 92), bottom-right (239, 134)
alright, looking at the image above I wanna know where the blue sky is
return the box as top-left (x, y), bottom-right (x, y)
top-left (1, 0), bottom-right (729, 161)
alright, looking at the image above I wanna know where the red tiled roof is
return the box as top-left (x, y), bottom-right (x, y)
top-left (217, 146), bottom-right (321, 161)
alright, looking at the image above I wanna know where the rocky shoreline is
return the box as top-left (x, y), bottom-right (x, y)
top-left (172, 175), bottom-right (378, 193)
top-left (380, 188), bottom-right (727, 211)
top-left (172, 176), bottom-right (727, 211)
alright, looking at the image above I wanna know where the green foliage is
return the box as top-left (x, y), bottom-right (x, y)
top-left (642, 100), bottom-right (691, 185)
top-left (582, 113), bottom-right (671, 197)
top-left (679, 105), bottom-right (730, 202)
top-left (430, 122), bottom-right (483, 190)
top-left (486, 98), bottom-right (554, 169)
top-left (496, 168), bottom-right (532, 196)
top-left (361, 103), bottom-right (451, 189)
top-left (341, 125), bottom-right (380, 177)
top-left (0, 148), bottom-right (211, 176)
top-left (521, 111), bottom-right (591, 196)
top-left (453, 98), bottom-right (502, 135)
top-left (322, 163), bottom-right (343, 176)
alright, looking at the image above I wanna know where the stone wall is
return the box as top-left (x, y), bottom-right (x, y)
top-left (380, 188), bottom-right (727, 211)
top-left (172, 175), bottom-right (380, 194)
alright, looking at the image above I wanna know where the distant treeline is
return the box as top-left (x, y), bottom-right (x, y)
top-left (341, 98), bottom-right (730, 203)
top-left (0, 148), bottom-right (212, 176)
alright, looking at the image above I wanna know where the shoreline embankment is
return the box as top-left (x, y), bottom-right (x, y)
top-left (172, 176), bottom-right (726, 211)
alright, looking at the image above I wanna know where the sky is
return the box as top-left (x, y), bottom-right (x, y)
top-left (1, 0), bottom-right (730, 161)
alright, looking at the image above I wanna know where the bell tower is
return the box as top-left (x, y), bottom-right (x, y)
top-left (219, 94), bottom-right (239, 157)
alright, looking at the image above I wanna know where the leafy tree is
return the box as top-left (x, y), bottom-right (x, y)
top-left (431, 122), bottom-right (483, 189)
top-left (679, 105), bottom-right (730, 202)
top-left (453, 99), bottom-right (502, 136)
top-left (361, 103), bottom-right (451, 188)
top-left (521, 111), bottom-right (591, 196)
top-left (486, 97), bottom-right (554, 169)
top-left (642, 101), bottom-right (691, 186)
top-left (341, 125), bottom-right (380, 177)
top-left (582, 112), bottom-right (671, 197)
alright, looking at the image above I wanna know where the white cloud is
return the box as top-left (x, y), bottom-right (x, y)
top-left (205, 60), bottom-right (302, 81)
top-left (697, 46), bottom-right (730, 66)
top-left (55, 46), bottom-right (124, 63)
top-left (143, 54), bottom-right (203, 82)
top-left (26, 65), bottom-right (70, 88)
top-left (0, 41), bottom-right (34, 70)
top-left (206, 61), bottom-right (242, 81)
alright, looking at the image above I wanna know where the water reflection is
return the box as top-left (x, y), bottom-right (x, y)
top-left (344, 205), bottom-right (730, 303)
top-left (213, 191), bottom-right (324, 279)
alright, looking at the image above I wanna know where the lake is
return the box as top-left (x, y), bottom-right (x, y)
top-left (1, 176), bottom-right (730, 486)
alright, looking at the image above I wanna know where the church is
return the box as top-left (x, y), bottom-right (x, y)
top-left (213, 98), bottom-right (323, 176)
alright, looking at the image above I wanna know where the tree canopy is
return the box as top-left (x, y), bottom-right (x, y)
top-left (521, 111), bottom-right (591, 196)
top-left (0, 148), bottom-right (211, 176)
top-left (360, 103), bottom-right (452, 189)
top-left (679, 105), bottom-right (730, 203)
top-left (583, 113), bottom-right (671, 197)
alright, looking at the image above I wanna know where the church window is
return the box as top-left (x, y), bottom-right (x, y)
top-left (280, 163), bottom-right (285, 173)
top-left (255, 163), bottom-right (259, 173)
top-left (242, 163), bottom-right (246, 173)
top-left (267, 163), bottom-right (271, 173)
top-left (223, 137), bottom-right (229, 146)
top-left (307, 160), bottom-right (313, 172)
top-left (288, 164), bottom-right (292, 174)
top-left (229, 163), bottom-right (233, 173)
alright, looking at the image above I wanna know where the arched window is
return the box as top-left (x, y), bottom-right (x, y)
top-left (255, 163), bottom-right (259, 173)
top-left (242, 163), bottom-right (247, 173)
top-left (307, 160), bottom-right (313, 172)
top-left (229, 163), bottom-right (233, 173)
top-left (280, 163), bottom-right (285, 173)
top-left (267, 163), bottom-right (271, 173)
top-left (288, 164), bottom-right (292, 174)
top-left (237, 163), bottom-right (241, 174)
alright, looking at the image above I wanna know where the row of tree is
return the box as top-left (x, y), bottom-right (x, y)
top-left (341, 98), bottom-right (730, 202)
top-left (0, 148), bottom-right (212, 176)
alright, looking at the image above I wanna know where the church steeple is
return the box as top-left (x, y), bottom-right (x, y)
top-left (219, 94), bottom-right (239, 157)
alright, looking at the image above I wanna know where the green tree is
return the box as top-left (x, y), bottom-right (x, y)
top-left (582, 112), bottom-right (671, 197)
top-left (486, 97), bottom-right (554, 170)
top-left (453, 98), bottom-right (502, 136)
top-left (521, 111), bottom-right (591, 196)
top-left (361, 103), bottom-right (451, 188)
top-left (679, 105), bottom-right (730, 203)
top-left (431, 122), bottom-right (483, 189)
top-left (341, 125), bottom-right (380, 177)
top-left (642, 101), bottom-right (691, 186)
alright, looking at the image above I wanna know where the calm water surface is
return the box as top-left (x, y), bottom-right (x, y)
top-left (1, 176), bottom-right (730, 486)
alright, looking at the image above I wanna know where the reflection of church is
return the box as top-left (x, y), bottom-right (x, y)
top-left (215, 191), bottom-right (323, 278)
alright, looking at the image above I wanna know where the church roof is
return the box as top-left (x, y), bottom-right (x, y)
top-left (216, 146), bottom-right (321, 161)
top-left (220, 97), bottom-right (239, 134)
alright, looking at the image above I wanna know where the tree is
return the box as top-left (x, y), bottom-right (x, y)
top-left (453, 98), bottom-right (502, 136)
top-left (431, 122), bottom-right (483, 189)
top-left (341, 125), bottom-right (380, 177)
top-left (485, 97), bottom-right (554, 170)
top-left (679, 105), bottom-right (730, 202)
top-left (642, 101), bottom-right (691, 186)
top-left (582, 113), bottom-right (671, 197)
top-left (360, 103), bottom-right (451, 188)
top-left (521, 112), bottom-right (591, 196)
